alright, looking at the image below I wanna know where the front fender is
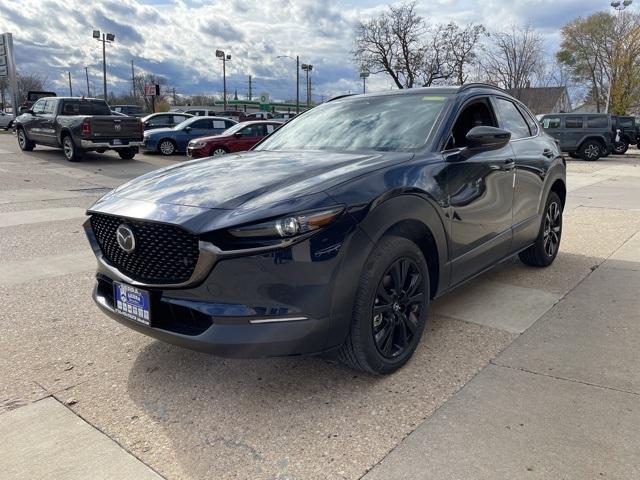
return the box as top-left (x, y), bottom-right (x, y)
top-left (325, 194), bottom-right (449, 349)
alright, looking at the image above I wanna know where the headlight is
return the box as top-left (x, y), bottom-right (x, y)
top-left (189, 141), bottom-right (206, 148)
top-left (228, 207), bottom-right (344, 239)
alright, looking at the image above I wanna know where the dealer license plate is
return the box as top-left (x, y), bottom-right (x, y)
top-left (113, 282), bottom-right (151, 325)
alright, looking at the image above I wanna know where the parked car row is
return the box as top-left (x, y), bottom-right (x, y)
top-left (539, 112), bottom-right (639, 161)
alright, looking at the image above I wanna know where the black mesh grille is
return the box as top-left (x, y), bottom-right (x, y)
top-left (90, 214), bottom-right (200, 284)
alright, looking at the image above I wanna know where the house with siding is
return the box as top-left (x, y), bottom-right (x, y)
top-left (507, 87), bottom-right (572, 115)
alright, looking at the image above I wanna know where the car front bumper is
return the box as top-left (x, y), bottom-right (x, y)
top-left (85, 214), bottom-right (366, 358)
top-left (186, 145), bottom-right (208, 158)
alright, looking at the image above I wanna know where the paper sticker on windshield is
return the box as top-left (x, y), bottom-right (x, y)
top-left (423, 96), bottom-right (446, 101)
top-left (213, 121), bottom-right (226, 129)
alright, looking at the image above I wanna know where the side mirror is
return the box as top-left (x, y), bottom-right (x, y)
top-left (234, 132), bottom-right (242, 138)
top-left (466, 126), bottom-right (511, 151)
top-left (184, 126), bottom-right (192, 132)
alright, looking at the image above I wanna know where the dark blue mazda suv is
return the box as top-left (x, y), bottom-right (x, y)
top-left (85, 84), bottom-right (566, 374)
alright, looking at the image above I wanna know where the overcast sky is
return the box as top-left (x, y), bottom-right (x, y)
top-left (1, 0), bottom-right (635, 102)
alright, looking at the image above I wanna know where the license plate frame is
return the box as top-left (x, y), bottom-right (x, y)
top-left (113, 282), bottom-right (151, 326)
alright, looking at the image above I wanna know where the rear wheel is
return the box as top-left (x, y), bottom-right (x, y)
top-left (17, 128), bottom-right (35, 151)
top-left (519, 191), bottom-right (563, 267)
top-left (579, 140), bottom-right (602, 161)
top-left (62, 135), bottom-right (84, 162)
top-left (158, 139), bottom-right (176, 156)
top-left (117, 148), bottom-right (136, 160)
top-left (339, 236), bottom-right (429, 374)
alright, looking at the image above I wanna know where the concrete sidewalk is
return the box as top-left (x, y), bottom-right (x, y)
top-left (364, 162), bottom-right (640, 479)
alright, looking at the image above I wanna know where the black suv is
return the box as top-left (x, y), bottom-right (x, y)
top-left (85, 84), bottom-right (566, 374)
top-left (611, 116), bottom-right (639, 154)
top-left (540, 113), bottom-right (613, 161)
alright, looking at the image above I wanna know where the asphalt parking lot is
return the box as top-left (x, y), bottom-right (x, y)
top-left (1, 133), bottom-right (639, 479)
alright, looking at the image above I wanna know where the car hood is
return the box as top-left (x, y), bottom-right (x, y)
top-left (102, 149), bottom-right (413, 211)
top-left (193, 134), bottom-right (229, 143)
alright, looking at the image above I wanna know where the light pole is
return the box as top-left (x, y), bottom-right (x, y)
top-left (360, 69), bottom-right (370, 94)
top-left (277, 55), bottom-right (300, 114)
top-left (216, 49), bottom-right (231, 111)
top-left (68, 72), bottom-right (73, 96)
top-left (85, 67), bottom-right (90, 97)
top-left (93, 30), bottom-right (115, 101)
top-left (301, 63), bottom-right (313, 108)
top-left (606, 0), bottom-right (633, 112)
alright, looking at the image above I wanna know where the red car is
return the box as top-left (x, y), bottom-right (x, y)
top-left (186, 120), bottom-right (282, 158)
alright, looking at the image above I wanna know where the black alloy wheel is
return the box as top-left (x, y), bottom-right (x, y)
top-left (17, 128), bottom-right (35, 151)
top-left (372, 258), bottom-right (424, 359)
top-left (542, 200), bottom-right (561, 258)
top-left (612, 141), bottom-right (629, 155)
top-left (339, 236), bottom-right (429, 374)
top-left (519, 191), bottom-right (563, 267)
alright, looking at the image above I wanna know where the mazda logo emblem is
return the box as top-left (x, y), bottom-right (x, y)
top-left (116, 224), bottom-right (136, 253)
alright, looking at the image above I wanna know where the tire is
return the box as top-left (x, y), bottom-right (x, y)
top-left (211, 147), bottom-right (228, 156)
top-left (612, 141), bottom-right (629, 155)
top-left (117, 148), bottom-right (136, 160)
top-left (17, 128), bottom-right (35, 151)
top-left (158, 139), bottom-right (176, 156)
top-left (578, 140), bottom-right (602, 161)
top-left (62, 135), bottom-right (84, 162)
top-left (338, 236), bottom-right (430, 375)
top-left (519, 191), bottom-right (563, 267)
top-left (5, 121), bottom-right (13, 131)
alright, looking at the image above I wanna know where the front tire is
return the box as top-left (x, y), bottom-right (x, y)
top-left (339, 236), bottom-right (429, 375)
top-left (17, 128), bottom-right (35, 151)
top-left (519, 191), bottom-right (563, 267)
top-left (62, 135), bottom-right (84, 162)
top-left (158, 139), bottom-right (176, 156)
top-left (211, 147), bottom-right (228, 156)
top-left (579, 140), bottom-right (602, 161)
top-left (612, 141), bottom-right (629, 155)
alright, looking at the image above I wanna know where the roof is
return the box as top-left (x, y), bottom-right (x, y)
top-left (507, 87), bottom-right (569, 114)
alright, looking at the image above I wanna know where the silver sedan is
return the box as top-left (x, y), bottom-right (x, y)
top-left (0, 111), bottom-right (14, 130)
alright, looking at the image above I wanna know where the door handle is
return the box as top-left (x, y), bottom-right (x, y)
top-left (543, 149), bottom-right (554, 158)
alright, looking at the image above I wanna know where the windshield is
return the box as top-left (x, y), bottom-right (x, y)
top-left (255, 94), bottom-right (449, 152)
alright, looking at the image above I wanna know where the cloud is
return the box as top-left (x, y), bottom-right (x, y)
top-left (0, 0), bottom-right (632, 101)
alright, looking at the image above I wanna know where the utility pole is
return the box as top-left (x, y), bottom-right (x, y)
top-left (172, 87), bottom-right (177, 105)
top-left (131, 60), bottom-right (135, 101)
top-left (248, 75), bottom-right (252, 101)
top-left (85, 67), bottom-right (90, 97)
top-left (296, 55), bottom-right (299, 114)
top-left (68, 72), bottom-right (73, 96)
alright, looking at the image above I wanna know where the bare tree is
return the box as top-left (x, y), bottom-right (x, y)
top-left (482, 25), bottom-right (546, 90)
top-left (353, 2), bottom-right (486, 88)
top-left (445, 23), bottom-right (488, 85)
top-left (133, 73), bottom-right (168, 111)
top-left (16, 72), bottom-right (48, 104)
top-left (353, 1), bottom-right (425, 88)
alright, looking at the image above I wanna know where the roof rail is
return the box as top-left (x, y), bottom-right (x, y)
top-left (458, 83), bottom-right (508, 94)
top-left (327, 94), bottom-right (356, 102)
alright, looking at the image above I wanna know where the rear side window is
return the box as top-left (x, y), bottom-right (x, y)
top-left (565, 116), bottom-right (583, 128)
top-left (494, 97), bottom-right (531, 139)
top-left (586, 116), bottom-right (608, 128)
top-left (60, 100), bottom-right (111, 116)
top-left (620, 118), bottom-right (634, 128)
top-left (173, 115), bottom-right (189, 123)
top-left (542, 117), bottom-right (561, 129)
